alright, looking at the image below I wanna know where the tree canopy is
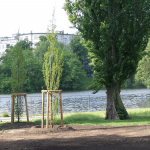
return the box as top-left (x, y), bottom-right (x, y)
top-left (64, 0), bottom-right (150, 120)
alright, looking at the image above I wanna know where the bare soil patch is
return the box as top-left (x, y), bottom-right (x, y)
top-left (0, 122), bottom-right (150, 150)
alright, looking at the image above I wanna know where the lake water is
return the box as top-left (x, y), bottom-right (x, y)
top-left (0, 89), bottom-right (150, 116)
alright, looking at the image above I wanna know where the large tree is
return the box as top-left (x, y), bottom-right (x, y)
top-left (64, 0), bottom-right (150, 120)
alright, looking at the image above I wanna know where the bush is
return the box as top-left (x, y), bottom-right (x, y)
top-left (116, 107), bottom-right (128, 120)
top-left (2, 110), bottom-right (9, 117)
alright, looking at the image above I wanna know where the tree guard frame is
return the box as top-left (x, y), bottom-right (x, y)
top-left (41, 90), bottom-right (63, 128)
top-left (11, 93), bottom-right (29, 124)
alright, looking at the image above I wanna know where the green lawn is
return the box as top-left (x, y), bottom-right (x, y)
top-left (0, 108), bottom-right (150, 126)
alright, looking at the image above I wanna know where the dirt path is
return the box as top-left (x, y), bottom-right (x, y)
top-left (0, 122), bottom-right (150, 150)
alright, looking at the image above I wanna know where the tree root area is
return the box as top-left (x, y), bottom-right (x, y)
top-left (0, 122), bottom-right (150, 150)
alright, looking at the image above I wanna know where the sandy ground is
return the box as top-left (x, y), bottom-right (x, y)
top-left (0, 122), bottom-right (150, 150)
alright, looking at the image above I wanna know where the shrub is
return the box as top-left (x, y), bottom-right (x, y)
top-left (116, 107), bottom-right (128, 120)
top-left (2, 110), bottom-right (9, 117)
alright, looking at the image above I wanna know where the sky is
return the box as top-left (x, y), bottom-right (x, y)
top-left (0, 0), bottom-right (78, 37)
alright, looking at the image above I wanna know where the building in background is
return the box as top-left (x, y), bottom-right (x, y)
top-left (0, 31), bottom-right (93, 77)
top-left (0, 30), bottom-right (78, 59)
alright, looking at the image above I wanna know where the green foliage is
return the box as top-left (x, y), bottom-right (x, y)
top-left (10, 42), bottom-right (26, 93)
top-left (135, 39), bottom-right (150, 88)
top-left (10, 41), bottom-right (26, 122)
top-left (59, 49), bottom-right (87, 90)
top-left (34, 32), bottom-right (86, 91)
top-left (64, 0), bottom-right (150, 120)
top-left (0, 47), bottom-right (13, 93)
top-left (34, 41), bottom-right (50, 62)
top-left (69, 36), bottom-right (89, 63)
top-left (0, 40), bottom-right (46, 93)
top-left (39, 35), bottom-right (47, 42)
top-left (42, 8), bottom-right (64, 126)
top-left (64, 0), bottom-right (150, 93)
top-left (81, 77), bottom-right (93, 90)
top-left (69, 36), bottom-right (93, 76)
top-left (13, 96), bottom-right (24, 120)
top-left (0, 40), bottom-right (34, 93)
top-left (50, 93), bottom-right (60, 125)
top-left (2, 110), bottom-right (9, 117)
top-left (11, 40), bottom-right (32, 51)
top-left (23, 49), bottom-right (45, 92)
top-left (116, 107), bottom-right (128, 120)
top-left (42, 31), bottom-right (64, 90)
top-left (36, 35), bottom-right (47, 47)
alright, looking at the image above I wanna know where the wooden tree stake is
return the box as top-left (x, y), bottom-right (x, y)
top-left (41, 90), bottom-right (63, 128)
top-left (11, 93), bottom-right (29, 124)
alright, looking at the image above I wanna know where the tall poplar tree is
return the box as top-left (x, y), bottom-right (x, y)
top-left (42, 7), bottom-right (64, 125)
top-left (10, 42), bottom-right (26, 122)
top-left (42, 8), bottom-right (64, 91)
top-left (64, 0), bottom-right (150, 120)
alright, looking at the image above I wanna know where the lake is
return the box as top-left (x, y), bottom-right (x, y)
top-left (0, 89), bottom-right (150, 116)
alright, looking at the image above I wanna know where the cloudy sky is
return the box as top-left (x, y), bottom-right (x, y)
top-left (0, 0), bottom-right (78, 37)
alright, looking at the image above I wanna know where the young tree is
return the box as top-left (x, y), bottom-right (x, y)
top-left (42, 7), bottom-right (64, 125)
top-left (42, 28), bottom-right (64, 91)
top-left (64, 0), bottom-right (150, 120)
top-left (10, 42), bottom-right (26, 122)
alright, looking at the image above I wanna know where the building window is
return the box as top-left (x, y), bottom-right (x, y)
top-left (63, 38), bottom-right (67, 44)
top-left (69, 36), bottom-right (71, 40)
top-left (34, 35), bottom-right (38, 39)
top-left (25, 36), bottom-right (28, 40)
top-left (0, 45), bottom-right (1, 49)
top-left (20, 37), bottom-right (23, 40)
top-left (61, 36), bottom-right (62, 40)
top-left (2, 45), bottom-right (4, 49)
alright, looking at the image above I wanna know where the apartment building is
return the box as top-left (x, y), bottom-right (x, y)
top-left (0, 30), bottom-right (78, 59)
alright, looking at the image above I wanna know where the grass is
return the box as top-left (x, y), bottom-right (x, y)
top-left (0, 108), bottom-right (150, 126)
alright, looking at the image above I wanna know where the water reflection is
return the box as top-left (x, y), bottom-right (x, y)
top-left (0, 89), bottom-right (150, 116)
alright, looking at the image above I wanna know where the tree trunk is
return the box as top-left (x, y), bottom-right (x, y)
top-left (105, 83), bottom-right (130, 120)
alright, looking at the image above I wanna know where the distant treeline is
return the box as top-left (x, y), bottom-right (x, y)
top-left (0, 36), bottom-right (93, 94)
top-left (0, 36), bottom-right (147, 94)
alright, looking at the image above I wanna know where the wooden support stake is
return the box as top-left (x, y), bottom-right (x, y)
top-left (11, 95), bottom-right (14, 124)
top-left (46, 91), bottom-right (49, 128)
top-left (51, 92), bottom-right (53, 127)
top-left (25, 95), bottom-right (29, 122)
top-left (11, 93), bottom-right (29, 124)
top-left (42, 92), bottom-right (44, 128)
top-left (41, 90), bottom-right (63, 128)
top-left (59, 91), bottom-right (63, 127)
